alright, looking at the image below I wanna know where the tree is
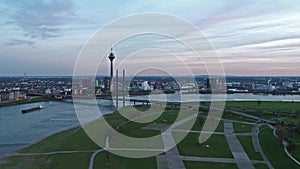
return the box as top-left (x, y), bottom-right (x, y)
top-left (257, 100), bottom-right (262, 106)
top-left (287, 141), bottom-right (297, 155)
top-left (276, 125), bottom-right (288, 142)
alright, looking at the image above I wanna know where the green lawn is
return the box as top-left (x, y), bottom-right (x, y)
top-left (287, 131), bottom-right (300, 143)
top-left (20, 127), bottom-right (100, 153)
top-left (279, 117), bottom-right (300, 125)
top-left (172, 116), bottom-right (224, 133)
top-left (0, 155), bottom-right (48, 169)
top-left (222, 112), bottom-right (256, 122)
top-left (184, 161), bottom-right (238, 169)
top-left (0, 153), bottom-right (92, 169)
top-left (176, 133), bottom-right (233, 158)
top-left (254, 163), bottom-right (269, 169)
top-left (233, 122), bottom-right (253, 133)
top-left (290, 146), bottom-right (300, 163)
top-left (259, 127), bottom-right (299, 169)
top-left (193, 101), bottom-right (300, 111)
top-left (237, 136), bottom-right (263, 160)
top-left (225, 101), bottom-right (300, 111)
top-left (93, 152), bottom-right (157, 169)
top-left (118, 121), bottom-right (161, 138)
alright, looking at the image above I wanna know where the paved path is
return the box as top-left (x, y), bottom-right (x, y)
top-left (172, 129), bottom-right (252, 136)
top-left (181, 156), bottom-right (235, 163)
top-left (252, 125), bottom-right (274, 169)
top-left (172, 129), bottom-right (225, 135)
top-left (156, 155), bottom-right (169, 169)
top-left (224, 121), bottom-right (255, 169)
top-left (283, 141), bottom-right (300, 165)
top-left (230, 111), bottom-right (276, 124)
top-left (89, 149), bottom-right (104, 169)
top-left (146, 114), bottom-right (198, 169)
top-left (161, 131), bottom-right (186, 169)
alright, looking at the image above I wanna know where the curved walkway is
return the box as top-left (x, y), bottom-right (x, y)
top-left (252, 125), bottom-right (274, 169)
top-left (269, 124), bottom-right (300, 166)
top-left (88, 149), bottom-right (104, 169)
top-left (283, 141), bottom-right (300, 165)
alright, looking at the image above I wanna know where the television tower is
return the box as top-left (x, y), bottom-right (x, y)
top-left (108, 45), bottom-right (115, 90)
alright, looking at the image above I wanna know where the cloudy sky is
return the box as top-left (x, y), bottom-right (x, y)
top-left (0, 0), bottom-right (300, 76)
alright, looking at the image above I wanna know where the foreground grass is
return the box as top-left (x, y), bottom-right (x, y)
top-left (259, 127), bottom-right (299, 169)
top-left (233, 122), bottom-right (253, 133)
top-left (184, 161), bottom-right (238, 169)
top-left (0, 153), bottom-right (92, 169)
top-left (225, 101), bottom-right (300, 111)
top-left (20, 127), bottom-right (99, 153)
top-left (222, 112), bottom-right (256, 123)
top-left (93, 152), bottom-right (157, 169)
top-left (237, 136), bottom-right (263, 160)
top-left (292, 146), bottom-right (300, 163)
top-left (176, 133), bottom-right (233, 158)
top-left (254, 163), bottom-right (269, 169)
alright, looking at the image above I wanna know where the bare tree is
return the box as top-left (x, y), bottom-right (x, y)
top-left (276, 125), bottom-right (288, 143)
top-left (257, 100), bottom-right (262, 106)
top-left (287, 141), bottom-right (297, 155)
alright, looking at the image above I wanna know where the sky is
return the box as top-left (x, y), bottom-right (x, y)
top-left (0, 0), bottom-right (300, 76)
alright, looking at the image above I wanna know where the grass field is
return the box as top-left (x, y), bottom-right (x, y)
top-left (259, 127), bottom-right (299, 169)
top-left (20, 127), bottom-right (100, 153)
top-left (237, 136), bottom-right (263, 160)
top-left (184, 161), bottom-right (238, 169)
top-left (0, 153), bottom-right (92, 169)
top-left (225, 101), bottom-right (300, 111)
top-left (254, 163), bottom-right (269, 169)
top-left (190, 119), bottom-right (224, 132)
top-left (233, 122), bottom-right (253, 133)
top-left (222, 112), bottom-right (256, 122)
top-left (176, 133), bottom-right (233, 158)
top-left (93, 152), bottom-right (157, 169)
top-left (279, 116), bottom-right (300, 125)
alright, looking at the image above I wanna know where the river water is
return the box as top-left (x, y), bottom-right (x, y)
top-left (0, 99), bottom-right (114, 155)
top-left (1, 93), bottom-right (300, 155)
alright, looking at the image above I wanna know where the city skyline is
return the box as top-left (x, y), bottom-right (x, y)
top-left (0, 0), bottom-right (300, 76)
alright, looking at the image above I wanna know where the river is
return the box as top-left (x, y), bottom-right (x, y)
top-left (0, 99), bottom-right (114, 155)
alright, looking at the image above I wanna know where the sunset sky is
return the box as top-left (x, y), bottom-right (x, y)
top-left (1, 0), bottom-right (300, 76)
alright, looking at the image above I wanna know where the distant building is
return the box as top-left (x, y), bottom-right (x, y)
top-left (8, 92), bottom-right (15, 101)
top-left (1, 92), bottom-right (9, 101)
top-left (45, 89), bottom-right (52, 95)
top-left (252, 84), bottom-right (270, 91)
top-left (141, 81), bottom-right (153, 91)
top-left (282, 82), bottom-right (294, 89)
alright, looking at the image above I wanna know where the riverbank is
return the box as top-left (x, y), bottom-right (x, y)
top-left (0, 96), bottom-right (53, 107)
